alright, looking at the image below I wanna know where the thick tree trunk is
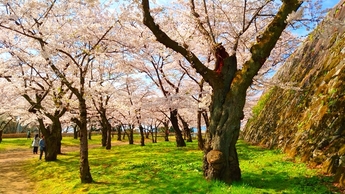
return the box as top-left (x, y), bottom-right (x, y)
top-left (101, 128), bottom-right (107, 147)
top-left (203, 88), bottom-right (245, 183)
top-left (79, 98), bottom-right (93, 183)
top-left (38, 118), bottom-right (61, 161)
top-left (170, 109), bottom-right (186, 147)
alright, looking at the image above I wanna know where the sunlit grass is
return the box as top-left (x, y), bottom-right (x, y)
top-left (0, 138), bottom-right (32, 151)
top-left (18, 135), bottom-right (339, 194)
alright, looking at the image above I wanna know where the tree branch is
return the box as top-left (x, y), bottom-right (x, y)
top-left (141, 0), bottom-right (216, 86)
top-left (238, 0), bottom-right (302, 89)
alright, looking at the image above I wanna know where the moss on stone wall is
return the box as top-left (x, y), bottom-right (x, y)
top-left (242, 0), bottom-right (345, 187)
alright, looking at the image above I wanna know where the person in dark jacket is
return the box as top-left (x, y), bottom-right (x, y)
top-left (39, 135), bottom-right (46, 160)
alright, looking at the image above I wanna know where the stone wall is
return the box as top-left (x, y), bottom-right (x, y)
top-left (242, 0), bottom-right (345, 187)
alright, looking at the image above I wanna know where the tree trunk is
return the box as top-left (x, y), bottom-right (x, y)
top-left (150, 125), bottom-right (156, 143)
top-left (126, 126), bottom-right (134, 144)
top-left (129, 129), bottom-right (133, 144)
top-left (57, 126), bottom-right (62, 154)
top-left (145, 128), bottom-right (150, 139)
top-left (178, 114), bottom-right (192, 142)
top-left (73, 125), bottom-right (78, 139)
top-left (154, 125), bottom-right (157, 143)
top-left (88, 128), bottom-right (92, 140)
top-left (163, 121), bottom-right (169, 142)
top-left (101, 128), bottom-right (107, 147)
top-left (139, 125), bottom-right (145, 146)
top-left (78, 98), bottom-right (93, 183)
top-left (106, 123), bottom-right (111, 150)
top-left (0, 130), bottom-right (2, 143)
top-left (203, 87), bottom-right (245, 183)
top-left (197, 110), bottom-right (205, 150)
top-left (170, 109), bottom-right (186, 147)
top-left (123, 129), bottom-right (127, 140)
top-left (116, 125), bottom-right (122, 141)
top-left (38, 118), bottom-right (60, 161)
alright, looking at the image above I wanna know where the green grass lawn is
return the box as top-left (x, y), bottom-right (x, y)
top-left (5, 135), bottom-right (339, 194)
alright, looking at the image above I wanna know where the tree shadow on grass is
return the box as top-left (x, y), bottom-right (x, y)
top-left (234, 141), bottom-right (338, 193)
top-left (237, 141), bottom-right (272, 161)
top-left (235, 171), bottom-right (336, 194)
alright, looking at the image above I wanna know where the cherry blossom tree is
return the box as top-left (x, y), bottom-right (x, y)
top-left (140, 0), bottom-right (318, 183)
top-left (0, 0), bottom-right (128, 183)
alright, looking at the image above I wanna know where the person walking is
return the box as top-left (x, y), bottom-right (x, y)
top-left (27, 130), bottom-right (31, 139)
top-left (39, 135), bottom-right (46, 160)
top-left (32, 134), bottom-right (40, 154)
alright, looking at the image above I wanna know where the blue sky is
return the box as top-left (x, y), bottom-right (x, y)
top-left (322, 0), bottom-right (339, 8)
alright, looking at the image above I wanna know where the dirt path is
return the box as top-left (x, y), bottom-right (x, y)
top-left (0, 146), bottom-right (80, 194)
top-left (0, 141), bottom-right (128, 194)
top-left (0, 149), bottom-right (38, 194)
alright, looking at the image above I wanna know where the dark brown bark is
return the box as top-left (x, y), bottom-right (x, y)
top-left (178, 114), bottom-right (192, 142)
top-left (92, 96), bottom-right (111, 149)
top-left (77, 98), bottom-right (93, 183)
top-left (129, 129), bottom-right (133, 144)
top-left (73, 125), bottom-right (79, 139)
top-left (170, 109), bottom-right (186, 147)
top-left (125, 125), bottom-right (134, 144)
top-left (101, 127), bottom-right (107, 146)
top-left (116, 125), bottom-right (122, 141)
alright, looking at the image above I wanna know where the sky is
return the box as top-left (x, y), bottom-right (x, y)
top-left (293, 0), bottom-right (340, 36)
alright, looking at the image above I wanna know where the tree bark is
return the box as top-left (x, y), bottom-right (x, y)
top-left (203, 87), bottom-right (245, 183)
top-left (106, 123), bottom-right (111, 150)
top-left (197, 110), bottom-right (205, 150)
top-left (78, 98), bottom-right (93, 183)
top-left (163, 121), bottom-right (169, 142)
top-left (101, 127), bottom-right (107, 146)
top-left (38, 117), bottom-right (61, 161)
top-left (73, 125), bottom-right (78, 139)
top-left (178, 114), bottom-right (192, 142)
top-left (170, 109), bottom-right (186, 147)
top-left (139, 125), bottom-right (145, 146)
top-left (116, 125), bottom-right (122, 141)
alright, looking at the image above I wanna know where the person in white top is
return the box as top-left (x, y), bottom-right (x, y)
top-left (32, 134), bottom-right (40, 154)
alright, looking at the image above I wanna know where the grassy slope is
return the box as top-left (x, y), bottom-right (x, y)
top-left (3, 135), bottom-right (338, 194)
